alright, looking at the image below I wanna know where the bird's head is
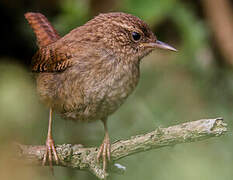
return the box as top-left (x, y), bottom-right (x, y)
top-left (75, 12), bottom-right (177, 63)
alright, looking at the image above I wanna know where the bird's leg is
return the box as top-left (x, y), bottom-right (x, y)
top-left (42, 108), bottom-right (59, 174)
top-left (97, 118), bottom-right (111, 171)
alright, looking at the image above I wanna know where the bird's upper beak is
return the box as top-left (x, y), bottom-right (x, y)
top-left (143, 40), bottom-right (177, 52)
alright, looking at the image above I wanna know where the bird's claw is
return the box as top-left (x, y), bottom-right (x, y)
top-left (97, 136), bottom-right (111, 171)
top-left (42, 136), bottom-right (59, 174)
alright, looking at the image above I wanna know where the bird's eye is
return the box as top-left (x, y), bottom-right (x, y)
top-left (131, 32), bottom-right (141, 42)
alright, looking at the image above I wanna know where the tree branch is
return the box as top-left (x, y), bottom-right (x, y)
top-left (16, 117), bottom-right (227, 179)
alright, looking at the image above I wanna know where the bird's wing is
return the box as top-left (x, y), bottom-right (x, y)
top-left (25, 12), bottom-right (73, 72)
top-left (31, 46), bottom-right (73, 72)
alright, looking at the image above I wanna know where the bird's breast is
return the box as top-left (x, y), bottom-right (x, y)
top-left (80, 61), bottom-right (140, 121)
top-left (37, 60), bottom-right (140, 122)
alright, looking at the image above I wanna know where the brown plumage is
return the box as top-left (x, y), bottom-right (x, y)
top-left (25, 12), bottom-right (177, 172)
top-left (24, 12), bottom-right (60, 47)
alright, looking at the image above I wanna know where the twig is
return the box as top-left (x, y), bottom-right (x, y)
top-left (16, 117), bottom-right (227, 179)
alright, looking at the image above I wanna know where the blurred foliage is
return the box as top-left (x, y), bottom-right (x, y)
top-left (122, 0), bottom-right (177, 23)
top-left (0, 0), bottom-right (233, 180)
top-left (54, 0), bottom-right (90, 35)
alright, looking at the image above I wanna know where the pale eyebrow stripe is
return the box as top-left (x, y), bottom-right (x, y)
top-left (111, 21), bottom-right (143, 34)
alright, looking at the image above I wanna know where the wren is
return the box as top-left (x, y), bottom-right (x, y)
top-left (25, 12), bottom-right (177, 172)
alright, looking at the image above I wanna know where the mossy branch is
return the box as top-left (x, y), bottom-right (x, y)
top-left (16, 117), bottom-right (227, 179)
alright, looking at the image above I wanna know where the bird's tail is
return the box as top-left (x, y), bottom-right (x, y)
top-left (24, 12), bottom-right (60, 47)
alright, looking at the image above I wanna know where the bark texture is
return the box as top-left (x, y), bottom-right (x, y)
top-left (16, 117), bottom-right (227, 179)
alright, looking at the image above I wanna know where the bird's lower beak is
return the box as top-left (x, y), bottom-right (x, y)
top-left (144, 40), bottom-right (177, 52)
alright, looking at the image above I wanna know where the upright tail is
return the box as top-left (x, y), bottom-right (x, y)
top-left (24, 12), bottom-right (60, 47)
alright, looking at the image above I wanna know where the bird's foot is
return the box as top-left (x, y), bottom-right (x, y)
top-left (97, 135), bottom-right (111, 171)
top-left (42, 136), bottom-right (59, 174)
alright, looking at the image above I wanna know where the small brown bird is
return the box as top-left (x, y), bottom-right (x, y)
top-left (25, 12), bottom-right (176, 172)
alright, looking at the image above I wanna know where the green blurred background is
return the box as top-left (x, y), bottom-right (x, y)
top-left (0, 0), bottom-right (233, 179)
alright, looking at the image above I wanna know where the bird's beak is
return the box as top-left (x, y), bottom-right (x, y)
top-left (143, 40), bottom-right (177, 52)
